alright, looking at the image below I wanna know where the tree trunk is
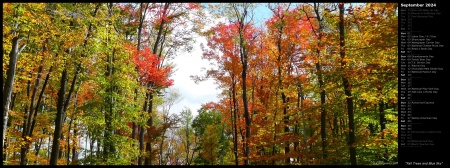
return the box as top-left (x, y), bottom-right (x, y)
top-left (333, 112), bottom-right (338, 137)
top-left (71, 121), bottom-right (78, 165)
top-left (379, 99), bottom-right (388, 163)
top-left (276, 24), bottom-right (290, 164)
top-left (26, 60), bottom-right (44, 137)
top-left (68, 117), bottom-right (73, 165)
top-left (29, 65), bottom-right (53, 138)
top-left (20, 71), bottom-right (32, 165)
top-left (282, 92), bottom-right (290, 164)
top-left (339, 3), bottom-right (357, 165)
top-left (34, 136), bottom-right (44, 164)
top-left (96, 138), bottom-right (100, 160)
top-left (63, 66), bottom-right (80, 119)
top-left (50, 68), bottom-right (68, 165)
top-left (316, 62), bottom-right (327, 159)
top-left (310, 3), bottom-right (327, 160)
top-left (238, 22), bottom-right (251, 166)
top-left (296, 78), bottom-right (308, 165)
top-left (142, 3), bottom-right (169, 165)
top-left (159, 128), bottom-right (166, 165)
top-left (103, 35), bottom-right (116, 162)
top-left (184, 119), bottom-right (189, 166)
top-left (231, 75), bottom-right (239, 165)
top-left (67, 88), bottom-right (80, 165)
top-left (20, 59), bottom-right (45, 164)
top-left (138, 89), bottom-right (150, 165)
top-left (271, 122), bottom-right (277, 165)
top-left (144, 91), bottom-right (154, 165)
top-left (294, 95), bottom-right (300, 164)
top-left (229, 4), bottom-right (252, 165)
top-left (133, 2), bottom-right (148, 165)
top-left (242, 65), bottom-right (250, 165)
top-left (3, 36), bottom-right (26, 153)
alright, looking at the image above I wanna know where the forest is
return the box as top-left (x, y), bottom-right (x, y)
top-left (2, 3), bottom-right (398, 165)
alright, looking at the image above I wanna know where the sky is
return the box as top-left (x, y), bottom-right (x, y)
top-left (169, 36), bottom-right (221, 117)
top-left (168, 8), bottom-right (224, 117)
top-left (168, 3), bottom-right (275, 117)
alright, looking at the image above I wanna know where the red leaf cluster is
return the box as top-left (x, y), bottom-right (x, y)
top-left (188, 3), bottom-right (200, 10)
top-left (129, 45), bottom-right (174, 87)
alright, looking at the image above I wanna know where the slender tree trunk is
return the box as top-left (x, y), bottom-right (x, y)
top-left (275, 26), bottom-right (291, 164)
top-left (238, 24), bottom-right (251, 166)
top-left (340, 117), bottom-right (345, 137)
top-left (242, 66), bottom-right (250, 165)
top-left (229, 4), bottom-right (252, 164)
top-left (26, 60), bottom-right (44, 137)
top-left (316, 50), bottom-right (328, 160)
top-left (103, 13), bottom-right (111, 165)
top-left (131, 91), bottom-right (137, 164)
top-left (142, 3), bottom-right (169, 165)
top-left (159, 128), bottom-right (166, 165)
top-left (34, 136), bottom-right (44, 164)
top-left (89, 135), bottom-right (93, 163)
top-left (133, 2), bottom-right (148, 165)
top-left (29, 65), bottom-right (53, 138)
top-left (231, 76), bottom-right (239, 165)
top-left (271, 122), bottom-right (277, 165)
top-left (47, 133), bottom-right (51, 161)
top-left (308, 3), bottom-right (328, 160)
top-left (20, 125), bottom-right (27, 164)
top-left (96, 138), bottom-right (100, 160)
top-left (63, 66), bottom-right (80, 118)
top-left (316, 62), bottom-right (327, 159)
top-left (20, 72), bottom-right (32, 165)
top-left (188, 138), bottom-right (196, 165)
top-left (59, 129), bottom-right (65, 160)
top-left (339, 3), bottom-right (356, 165)
top-left (67, 89), bottom-right (80, 165)
top-left (294, 100), bottom-right (299, 163)
top-left (145, 91), bottom-right (154, 165)
top-left (138, 89), bottom-right (150, 165)
top-left (68, 117), bottom-right (73, 165)
top-left (184, 118), bottom-right (190, 166)
top-left (130, 87), bottom-right (137, 162)
top-left (104, 40), bottom-right (116, 162)
top-left (296, 77), bottom-right (308, 165)
top-left (282, 92), bottom-right (290, 164)
top-left (50, 68), bottom-right (68, 165)
top-left (132, 121), bottom-right (137, 140)
top-left (333, 112), bottom-right (338, 137)
top-left (20, 59), bottom-right (45, 164)
top-left (379, 99), bottom-right (388, 163)
top-left (71, 121), bottom-right (78, 165)
top-left (308, 113), bottom-right (313, 156)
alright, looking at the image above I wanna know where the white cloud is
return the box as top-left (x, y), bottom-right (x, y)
top-left (169, 9), bottom-right (227, 117)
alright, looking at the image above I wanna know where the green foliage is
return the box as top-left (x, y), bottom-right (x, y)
top-left (192, 108), bottom-right (231, 165)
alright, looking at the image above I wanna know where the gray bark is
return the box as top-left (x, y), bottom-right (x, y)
top-left (2, 36), bottom-right (26, 154)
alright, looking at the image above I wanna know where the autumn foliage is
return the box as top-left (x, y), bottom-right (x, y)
top-left (3, 3), bottom-right (398, 166)
top-left (127, 44), bottom-right (174, 87)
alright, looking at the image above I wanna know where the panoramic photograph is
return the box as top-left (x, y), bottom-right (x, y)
top-left (2, 3), bottom-right (398, 165)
